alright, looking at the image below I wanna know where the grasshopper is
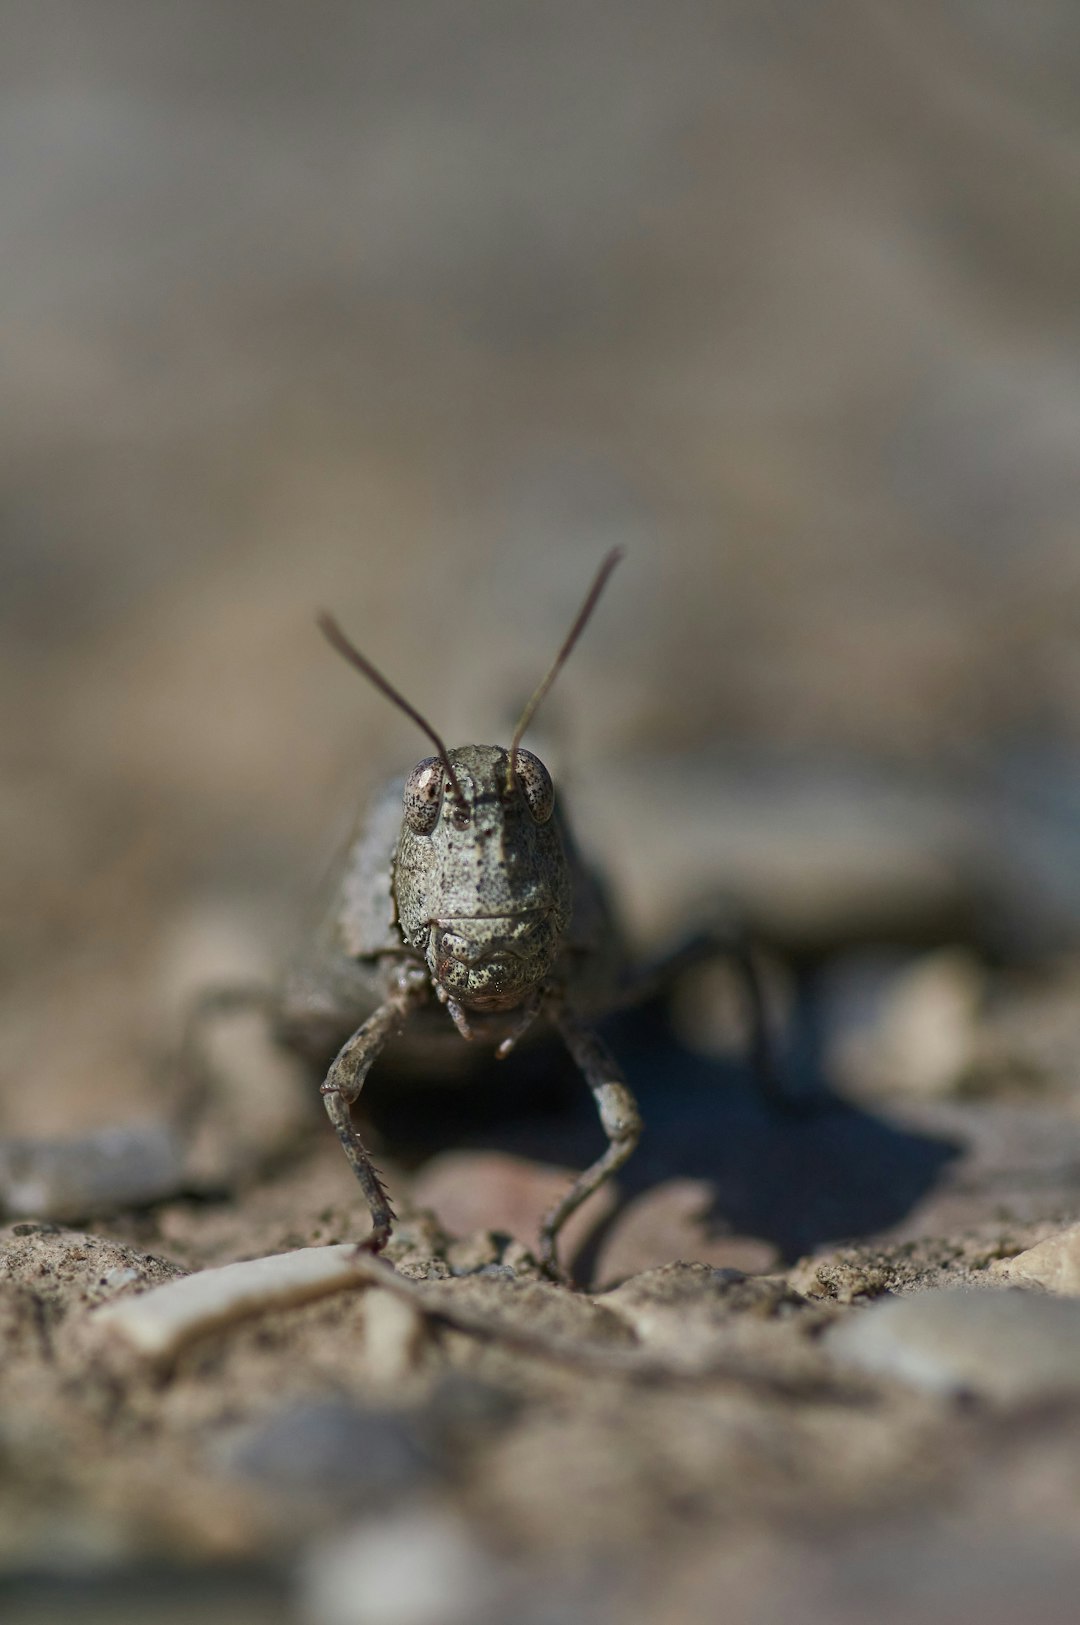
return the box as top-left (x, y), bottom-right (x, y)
top-left (208, 551), bottom-right (772, 1282)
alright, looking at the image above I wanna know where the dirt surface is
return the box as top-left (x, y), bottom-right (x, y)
top-left (6, 7), bottom-right (1080, 1622)
top-left (6, 1021), bottom-right (1080, 1625)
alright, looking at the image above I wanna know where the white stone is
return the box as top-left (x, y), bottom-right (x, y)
top-left (360, 1288), bottom-right (427, 1383)
top-left (299, 1509), bottom-right (499, 1625)
top-left (93, 1244), bottom-right (373, 1361)
top-left (996, 1222), bottom-right (1080, 1294)
top-left (834, 948), bottom-right (984, 1097)
top-left (827, 1287), bottom-right (1080, 1402)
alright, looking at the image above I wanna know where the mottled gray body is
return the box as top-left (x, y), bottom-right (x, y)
top-left (277, 743), bottom-right (638, 1280)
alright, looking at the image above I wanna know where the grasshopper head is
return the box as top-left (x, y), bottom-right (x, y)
top-left (393, 743), bottom-right (571, 1012)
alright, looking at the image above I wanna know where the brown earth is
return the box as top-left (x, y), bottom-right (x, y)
top-left (6, 7), bottom-right (1080, 1622)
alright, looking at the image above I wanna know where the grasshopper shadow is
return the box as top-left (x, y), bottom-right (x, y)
top-left (363, 999), bottom-right (961, 1267)
top-left (601, 1000), bottom-right (962, 1263)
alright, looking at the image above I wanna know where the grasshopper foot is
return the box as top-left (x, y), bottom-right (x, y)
top-left (537, 1227), bottom-right (575, 1289)
top-left (354, 1225), bottom-right (393, 1259)
top-left (354, 1180), bottom-right (396, 1259)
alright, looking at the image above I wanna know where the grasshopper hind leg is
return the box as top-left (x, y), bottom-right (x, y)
top-left (615, 923), bottom-right (786, 1109)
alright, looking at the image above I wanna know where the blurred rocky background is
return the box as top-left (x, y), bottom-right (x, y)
top-left (6, 0), bottom-right (1080, 1121)
top-left (5, 5), bottom-right (1080, 1623)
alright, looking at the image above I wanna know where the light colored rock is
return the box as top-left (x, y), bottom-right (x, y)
top-left (92, 1244), bottom-right (373, 1361)
top-left (299, 1509), bottom-right (502, 1625)
top-left (0, 1120), bottom-right (188, 1221)
top-left (827, 1287), bottom-right (1080, 1402)
top-left (832, 948), bottom-right (985, 1098)
top-left (359, 1286), bottom-right (428, 1383)
top-left (995, 1222), bottom-right (1080, 1294)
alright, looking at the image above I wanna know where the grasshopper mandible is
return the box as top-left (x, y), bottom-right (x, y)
top-left (258, 550), bottom-right (772, 1281)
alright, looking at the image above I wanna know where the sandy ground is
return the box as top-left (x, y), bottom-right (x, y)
top-left (6, 6), bottom-right (1080, 1621)
top-left (6, 968), bottom-right (1080, 1625)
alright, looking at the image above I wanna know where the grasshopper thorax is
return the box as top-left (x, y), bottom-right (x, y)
top-left (393, 743), bottom-right (572, 1012)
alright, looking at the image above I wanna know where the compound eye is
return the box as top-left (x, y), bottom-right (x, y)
top-left (403, 757), bottom-right (444, 834)
top-left (514, 749), bottom-right (555, 824)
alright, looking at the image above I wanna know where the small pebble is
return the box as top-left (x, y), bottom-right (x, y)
top-left (828, 948), bottom-right (984, 1098)
top-left (299, 1508), bottom-right (502, 1625)
top-left (220, 1399), bottom-right (436, 1509)
top-left (994, 1222), bottom-right (1080, 1294)
top-left (101, 1267), bottom-right (140, 1290)
top-left (360, 1287), bottom-right (428, 1383)
top-left (827, 1286), bottom-right (1080, 1402)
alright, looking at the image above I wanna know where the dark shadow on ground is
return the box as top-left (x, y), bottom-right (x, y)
top-left (361, 998), bottom-right (961, 1266)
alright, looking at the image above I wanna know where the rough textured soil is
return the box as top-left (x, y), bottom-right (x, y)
top-left (6, 996), bottom-right (1080, 1625)
top-left (6, 7), bottom-right (1080, 1621)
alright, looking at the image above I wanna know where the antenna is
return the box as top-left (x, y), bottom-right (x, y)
top-left (509, 547), bottom-right (624, 787)
top-left (317, 612), bottom-right (466, 804)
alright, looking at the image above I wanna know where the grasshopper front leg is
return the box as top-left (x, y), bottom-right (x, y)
top-left (320, 961), bottom-right (428, 1254)
top-left (539, 1005), bottom-right (642, 1283)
